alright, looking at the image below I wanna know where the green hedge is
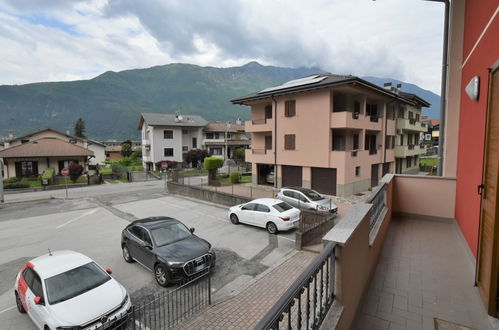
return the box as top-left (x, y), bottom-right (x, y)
top-left (3, 177), bottom-right (19, 184)
top-left (4, 182), bottom-right (30, 189)
top-left (203, 157), bottom-right (224, 170)
top-left (230, 171), bottom-right (241, 184)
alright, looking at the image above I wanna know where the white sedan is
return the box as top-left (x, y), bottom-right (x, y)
top-left (228, 198), bottom-right (300, 234)
top-left (14, 250), bottom-right (132, 330)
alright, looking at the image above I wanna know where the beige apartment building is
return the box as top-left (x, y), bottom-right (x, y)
top-left (232, 74), bottom-right (429, 197)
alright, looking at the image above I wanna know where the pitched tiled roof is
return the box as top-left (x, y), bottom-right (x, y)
top-left (0, 137), bottom-right (94, 158)
top-left (139, 113), bottom-right (208, 129)
top-left (204, 122), bottom-right (245, 132)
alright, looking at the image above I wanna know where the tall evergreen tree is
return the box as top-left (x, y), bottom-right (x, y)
top-left (74, 118), bottom-right (86, 138)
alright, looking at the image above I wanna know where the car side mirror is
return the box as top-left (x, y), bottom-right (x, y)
top-left (189, 227), bottom-right (195, 233)
top-left (34, 296), bottom-right (43, 305)
top-left (106, 268), bottom-right (113, 275)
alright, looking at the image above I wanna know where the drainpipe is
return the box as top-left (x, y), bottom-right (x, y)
top-left (384, 100), bottom-right (396, 171)
top-left (272, 94), bottom-right (278, 189)
top-left (425, 0), bottom-right (450, 176)
top-left (0, 159), bottom-right (4, 203)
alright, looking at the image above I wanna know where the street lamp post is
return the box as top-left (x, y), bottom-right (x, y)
top-left (0, 159), bottom-right (4, 203)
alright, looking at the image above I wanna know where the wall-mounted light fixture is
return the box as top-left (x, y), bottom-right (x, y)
top-left (465, 76), bottom-right (480, 101)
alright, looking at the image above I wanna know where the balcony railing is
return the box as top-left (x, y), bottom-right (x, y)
top-left (352, 112), bottom-right (360, 119)
top-left (255, 242), bottom-right (336, 330)
top-left (252, 119), bottom-right (267, 125)
top-left (369, 116), bottom-right (379, 123)
top-left (252, 149), bottom-right (266, 154)
top-left (366, 183), bottom-right (386, 230)
top-left (409, 118), bottom-right (416, 125)
top-left (351, 149), bottom-right (358, 157)
top-left (408, 144), bottom-right (415, 150)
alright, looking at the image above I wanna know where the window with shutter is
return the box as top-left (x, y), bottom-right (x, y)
top-left (285, 100), bottom-right (296, 117)
top-left (284, 135), bottom-right (295, 150)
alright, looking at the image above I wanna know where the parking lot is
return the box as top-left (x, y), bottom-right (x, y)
top-left (0, 183), bottom-right (297, 329)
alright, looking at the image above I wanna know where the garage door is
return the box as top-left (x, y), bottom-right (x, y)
top-left (312, 168), bottom-right (337, 196)
top-left (282, 165), bottom-right (302, 187)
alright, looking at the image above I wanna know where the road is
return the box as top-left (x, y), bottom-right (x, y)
top-left (0, 181), bottom-right (297, 329)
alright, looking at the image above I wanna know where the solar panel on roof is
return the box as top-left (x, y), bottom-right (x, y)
top-left (258, 75), bottom-right (327, 94)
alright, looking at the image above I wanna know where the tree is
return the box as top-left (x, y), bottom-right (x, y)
top-left (203, 157), bottom-right (224, 186)
top-left (121, 140), bottom-right (133, 157)
top-left (184, 149), bottom-right (210, 167)
top-left (234, 147), bottom-right (246, 162)
top-left (74, 118), bottom-right (86, 138)
top-left (68, 162), bottom-right (84, 183)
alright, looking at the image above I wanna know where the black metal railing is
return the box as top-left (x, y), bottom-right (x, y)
top-left (255, 242), bottom-right (336, 330)
top-left (370, 116), bottom-right (379, 122)
top-left (351, 149), bottom-right (358, 157)
top-left (352, 111), bottom-right (360, 119)
top-left (366, 183), bottom-right (386, 230)
top-left (408, 144), bottom-right (415, 150)
top-left (101, 271), bottom-right (211, 329)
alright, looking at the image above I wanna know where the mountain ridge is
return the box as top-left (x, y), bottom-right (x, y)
top-left (0, 62), bottom-right (440, 140)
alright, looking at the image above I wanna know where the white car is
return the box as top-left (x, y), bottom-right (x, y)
top-left (14, 250), bottom-right (132, 330)
top-left (228, 198), bottom-right (300, 234)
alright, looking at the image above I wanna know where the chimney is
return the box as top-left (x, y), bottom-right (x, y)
top-left (396, 83), bottom-right (402, 93)
top-left (383, 82), bottom-right (392, 90)
top-left (8, 130), bottom-right (13, 140)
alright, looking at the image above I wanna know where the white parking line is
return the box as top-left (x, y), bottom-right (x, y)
top-left (277, 235), bottom-right (296, 242)
top-left (0, 305), bottom-right (16, 315)
top-left (56, 208), bottom-right (99, 229)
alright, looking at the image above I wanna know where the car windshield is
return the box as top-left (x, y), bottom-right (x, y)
top-left (151, 223), bottom-right (192, 246)
top-left (273, 202), bottom-right (293, 213)
top-left (301, 189), bottom-right (324, 201)
top-left (45, 262), bottom-right (111, 305)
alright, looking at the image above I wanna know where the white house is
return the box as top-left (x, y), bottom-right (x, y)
top-left (138, 113), bottom-right (208, 170)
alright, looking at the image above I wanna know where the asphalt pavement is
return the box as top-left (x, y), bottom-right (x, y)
top-left (0, 181), bottom-right (297, 329)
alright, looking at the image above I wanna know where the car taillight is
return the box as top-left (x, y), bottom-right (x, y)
top-left (279, 217), bottom-right (290, 221)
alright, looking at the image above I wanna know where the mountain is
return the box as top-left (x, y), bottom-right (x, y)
top-left (362, 76), bottom-right (440, 119)
top-left (0, 62), bottom-right (439, 140)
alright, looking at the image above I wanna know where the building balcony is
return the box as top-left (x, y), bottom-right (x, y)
top-left (395, 145), bottom-right (426, 158)
top-left (397, 118), bottom-right (428, 132)
top-left (330, 112), bottom-right (383, 131)
top-left (330, 149), bottom-right (384, 167)
top-left (256, 174), bottom-right (492, 330)
top-left (245, 118), bottom-right (274, 133)
top-left (246, 148), bottom-right (274, 163)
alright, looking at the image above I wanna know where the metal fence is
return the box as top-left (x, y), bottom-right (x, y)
top-left (103, 271), bottom-right (211, 330)
top-left (366, 183), bottom-right (386, 230)
top-left (255, 242), bottom-right (336, 330)
top-left (299, 209), bottom-right (335, 234)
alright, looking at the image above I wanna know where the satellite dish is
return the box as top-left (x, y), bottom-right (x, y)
top-left (178, 115), bottom-right (183, 121)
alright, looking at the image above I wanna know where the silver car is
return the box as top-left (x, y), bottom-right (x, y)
top-left (276, 187), bottom-right (338, 215)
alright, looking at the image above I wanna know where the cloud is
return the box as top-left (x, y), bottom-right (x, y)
top-left (0, 0), bottom-right (445, 93)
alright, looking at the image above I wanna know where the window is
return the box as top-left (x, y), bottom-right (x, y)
top-left (296, 193), bottom-right (308, 203)
top-left (192, 137), bottom-right (197, 148)
top-left (206, 133), bottom-right (214, 139)
top-left (284, 134), bottom-right (295, 150)
top-left (353, 134), bottom-right (359, 150)
top-left (385, 136), bottom-right (395, 149)
top-left (210, 147), bottom-right (222, 155)
top-left (23, 268), bottom-right (35, 287)
top-left (15, 161), bottom-right (38, 177)
top-left (182, 146), bottom-right (188, 151)
top-left (332, 131), bottom-right (346, 151)
top-left (265, 135), bottom-right (272, 150)
top-left (406, 157), bottom-right (412, 168)
top-left (285, 100), bottom-right (296, 117)
top-left (400, 135), bottom-right (404, 146)
top-left (255, 204), bottom-right (270, 213)
top-left (242, 203), bottom-right (257, 211)
top-left (283, 190), bottom-right (295, 198)
top-left (31, 274), bottom-right (43, 298)
top-left (164, 148), bottom-right (174, 157)
top-left (129, 226), bottom-right (143, 240)
top-left (366, 103), bottom-right (378, 117)
top-left (355, 166), bottom-right (360, 177)
top-left (398, 105), bottom-right (405, 119)
top-left (182, 129), bottom-right (188, 134)
top-left (415, 113), bottom-right (420, 122)
top-left (163, 130), bottom-right (173, 139)
top-left (265, 104), bottom-right (273, 119)
top-left (273, 202), bottom-right (293, 213)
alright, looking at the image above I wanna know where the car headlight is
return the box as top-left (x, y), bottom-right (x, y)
top-left (167, 260), bottom-right (184, 267)
top-left (318, 205), bottom-right (328, 210)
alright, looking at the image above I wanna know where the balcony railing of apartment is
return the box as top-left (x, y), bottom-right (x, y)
top-left (352, 111), bottom-right (360, 120)
top-left (252, 119), bottom-right (267, 125)
top-left (366, 183), bottom-right (386, 230)
top-left (255, 242), bottom-right (336, 330)
top-left (369, 148), bottom-right (377, 155)
top-left (351, 149), bottom-right (358, 157)
top-left (252, 149), bottom-right (267, 155)
top-left (408, 144), bottom-right (415, 150)
top-left (369, 116), bottom-right (379, 123)
top-left (409, 118), bottom-right (416, 125)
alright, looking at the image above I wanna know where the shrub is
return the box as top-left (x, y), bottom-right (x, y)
top-left (230, 171), bottom-right (241, 184)
top-left (69, 162), bottom-right (84, 183)
top-left (3, 177), bottom-right (19, 184)
top-left (204, 157), bottom-right (224, 185)
top-left (234, 147), bottom-right (246, 161)
top-left (41, 168), bottom-right (55, 184)
top-left (4, 182), bottom-right (30, 189)
top-left (130, 148), bottom-right (142, 160)
top-left (184, 149), bottom-right (210, 167)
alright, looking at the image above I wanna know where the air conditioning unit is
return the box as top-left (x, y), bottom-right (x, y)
top-left (397, 129), bottom-right (403, 135)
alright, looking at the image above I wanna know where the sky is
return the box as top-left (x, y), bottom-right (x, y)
top-left (0, 0), bottom-right (445, 94)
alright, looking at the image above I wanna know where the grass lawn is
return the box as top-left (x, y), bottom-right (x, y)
top-left (420, 158), bottom-right (437, 167)
top-left (99, 167), bottom-right (112, 174)
top-left (218, 175), bottom-right (252, 184)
